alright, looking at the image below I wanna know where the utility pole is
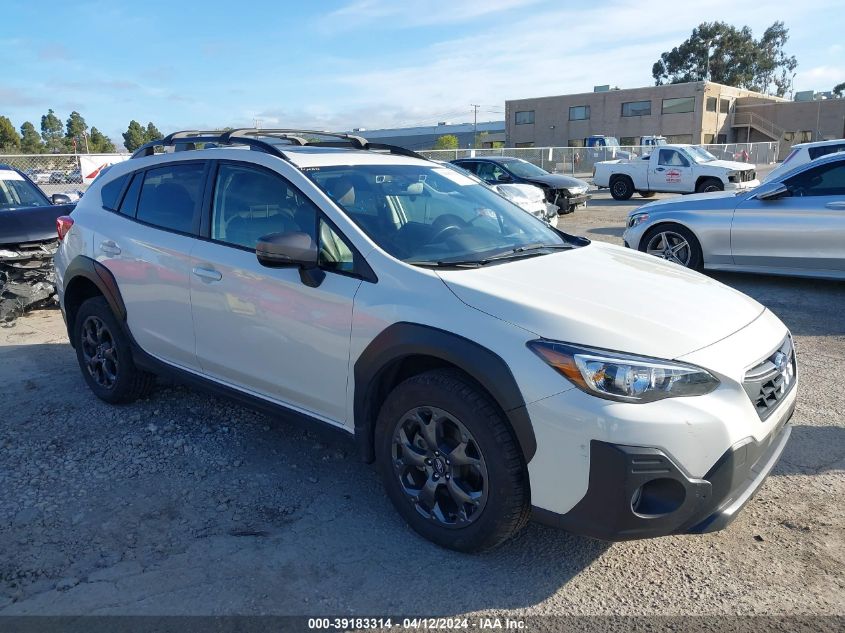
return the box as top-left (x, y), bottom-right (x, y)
top-left (470, 104), bottom-right (480, 148)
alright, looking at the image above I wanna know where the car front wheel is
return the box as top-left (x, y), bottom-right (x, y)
top-left (640, 224), bottom-right (703, 270)
top-left (376, 369), bottom-right (530, 552)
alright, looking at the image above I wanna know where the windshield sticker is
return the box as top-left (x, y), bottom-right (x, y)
top-left (0, 170), bottom-right (24, 181)
top-left (433, 168), bottom-right (475, 186)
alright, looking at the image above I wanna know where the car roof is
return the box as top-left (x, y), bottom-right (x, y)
top-left (456, 156), bottom-right (522, 163)
top-left (775, 149), bottom-right (845, 181)
top-left (791, 138), bottom-right (845, 150)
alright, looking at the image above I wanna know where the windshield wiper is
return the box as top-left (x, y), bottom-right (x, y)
top-left (407, 260), bottom-right (484, 268)
top-left (408, 243), bottom-right (573, 269)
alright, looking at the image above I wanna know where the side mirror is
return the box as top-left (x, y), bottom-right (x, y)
top-left (256, 232), bottom-right (325, 287)
top-left (497, 173), bottom-right (512, 182)
top-left (51, 193), bottom-right (72, 205)
top-left (755, 181), bottom-right (790, 201)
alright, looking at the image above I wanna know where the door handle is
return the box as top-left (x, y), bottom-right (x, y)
top-left (825, 201), bottom-right (845, 210)
top-left (192, 266), bottom-right (222, 282)
top-left (655, 167), bottom-right (665, 172)
top-left (99, 240), bottom-right (121, 256)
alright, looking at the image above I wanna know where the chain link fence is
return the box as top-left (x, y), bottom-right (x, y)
top-left (420, 142), bottom-right (780, 179)
top-left (0, 153), bottom-right (130, 196)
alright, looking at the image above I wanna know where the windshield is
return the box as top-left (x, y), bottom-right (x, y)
top-left (686, 146), bottom-right (718, 163)
top-left (605, 137), bottom-right (621, 147)
top-left (304, 163), bottom-right (577, 266)
top-left (501, 159), bottom-right (549, 178)
top-left (0, 170), bottom-right (50, 209)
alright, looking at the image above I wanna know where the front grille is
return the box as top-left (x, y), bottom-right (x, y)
top-left (741, 170), bottom-right (756, 182)
top-left (742, 336), bottom-right (796, 420)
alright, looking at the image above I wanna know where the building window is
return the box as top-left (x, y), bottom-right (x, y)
top-left (568, 139), bottom-right (585, 147)
top-left (798, 131), bottom-right (812, 143)
top-left (703, 134), bottom-right (715, 144)
top-left (717, 134), bottom-right (727, 144)
top-left (569, 105), bottom-right (590, 121)
top-left (706, 97), bottom-right (717, 112)
top-left (720, 99), bottom-right (731, 114)
top-left (515, 111), bottom-right (534, 125)
top-left (621, 100), bottom-right (651, 117)
top-left (515, 142), bottom-right (534, 148)
top-left (620, 137), bottom-right (637, 146)
top-left (662, 97), bottom-right (695, 114)
top-left (664, 134), bottom-right (694, 144)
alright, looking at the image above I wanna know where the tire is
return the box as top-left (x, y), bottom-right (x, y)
top-left (640, 223), bottom-right (703, 270)
top-left (73, 296), bottom-right (156, 404)
top-left (695, 178), bottom-right (724, 194)
top-left (609, 175), bottom-right (634, 200)
top-left (375, 369), bottom-right (530, 552)
top-left (638, 191), bottom-right (656, 198)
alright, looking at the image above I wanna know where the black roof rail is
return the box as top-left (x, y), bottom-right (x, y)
top-left (129, 128), bottom-right (430, 162)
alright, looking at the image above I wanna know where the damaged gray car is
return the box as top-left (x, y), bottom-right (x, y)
top-left (0, 164), bottom-right (76, 323)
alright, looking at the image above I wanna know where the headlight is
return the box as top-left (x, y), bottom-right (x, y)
top-left (727, 171), bottom-right (739, 183)
top-left (527, 341), bottom-right (719, 403)
top-left (627, 212), bottom-right (649, 228)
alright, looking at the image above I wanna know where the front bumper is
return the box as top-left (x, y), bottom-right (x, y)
top-left (533, 402), bottom-right (793, 540)
top-left (726, 178), bottom-right (760, 190)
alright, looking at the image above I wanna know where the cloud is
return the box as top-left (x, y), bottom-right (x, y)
top-left (37, 44), bottom-right (72, 62)
top-left (0, 86), bottom-right (42, 107)
top-left (321, 0), bottom-right (543, 31)
top-left (796, 65), bottom-right (845, 90)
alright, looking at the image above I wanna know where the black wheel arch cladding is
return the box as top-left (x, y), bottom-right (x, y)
top-left (354, 322), bottom-right (537, 465)
top-left (63, 256), bottom-right (127, 344)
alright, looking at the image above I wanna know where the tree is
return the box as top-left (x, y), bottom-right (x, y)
top-left (89, 127), bottom-right (116, 153)
top-left (834, 82), bottom-right (845, 98)
top-left (433, 134), bottom-right (459, 150)
top-left (40, 109), bottom-right (65, 153)
top-left (145, 122), bottom-right (162, 142)
top-left (122, 120), bottom-right (147, 152)
top-left (20, 122), bottom-right (43, 153)
top-left (65, 111), bottom-right (88, 152)
top-left (652, 21), bottom-right (798, 97)
top-left (0, 116), bottom-right (21, 152)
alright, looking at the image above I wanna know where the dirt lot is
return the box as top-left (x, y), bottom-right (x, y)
top-left (1, 190), bottom-right (843, 618)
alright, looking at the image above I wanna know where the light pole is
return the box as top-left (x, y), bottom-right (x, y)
top-left (470, 104), bottom-right (480, 148)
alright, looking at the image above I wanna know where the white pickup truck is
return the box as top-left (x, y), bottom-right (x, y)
top-left (593, 144), bottom-right (759, 200)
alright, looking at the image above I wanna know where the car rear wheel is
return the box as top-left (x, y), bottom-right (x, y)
top-left (638, 190), bottom-right (656, 198)
top-left (696, 178), bottom-right (724, 193)
top-left (641, 224), bottom-right (703, 270)
top-left (74, 297), bottom-right (156, 404)
top-left (610, 176), bottom-right (634, 200)
top-left (376, 369), bottom-right (530, 552)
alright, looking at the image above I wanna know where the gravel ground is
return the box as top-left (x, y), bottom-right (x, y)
top-left (0, 189), bottom-right (843, 618)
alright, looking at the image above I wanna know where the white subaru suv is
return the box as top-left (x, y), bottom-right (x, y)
top-left (53, 129), bottom-right (796, 551)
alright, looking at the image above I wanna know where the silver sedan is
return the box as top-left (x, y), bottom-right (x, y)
top-left (623, 152), bottom-right (845, 280)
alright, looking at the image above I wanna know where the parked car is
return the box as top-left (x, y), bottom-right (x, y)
top-left (764, 138), bottom-right (845, 183)
top-left (55, 129), bottom-right (796, 552)
top-left (439, 161), bottom-right (556, 223)
top-left (0, 164), bottom-right (76, 321)
top-left (623, 152), bottom-right (845, 279)
top-left (25, 169), bottom-right (52, 184)
top-left (452, 157), bottom-right (590, 214)
top-left (639, 135), bottom-right (667, 149)
top-left (585, 135), bottom-right (636, 160)
top-left (594, 144), bottom-right (759, 199)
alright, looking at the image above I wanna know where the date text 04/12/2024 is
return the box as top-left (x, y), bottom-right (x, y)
top-left (307, 617), bottom-right (527, 629)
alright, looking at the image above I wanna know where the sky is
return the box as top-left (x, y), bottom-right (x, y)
top-left (1, 0), bottom-right (843, 147)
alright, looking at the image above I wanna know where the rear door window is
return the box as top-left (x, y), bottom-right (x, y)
top-left (100, 174), bottom-right (128, 210)
top-left (135, 163), bottom-right (206, 233)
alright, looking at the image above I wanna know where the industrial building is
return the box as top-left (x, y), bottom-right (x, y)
top-left (505, 81), bottom-right (845, 150)
top-left (347, 120), bottom-right (505, 150)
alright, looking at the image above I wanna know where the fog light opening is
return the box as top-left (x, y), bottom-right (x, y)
top-left (631, 478), bottom-right (686, 518)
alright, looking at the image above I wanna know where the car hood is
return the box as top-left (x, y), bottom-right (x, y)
top-left (0, 204), bottom-right (74, 245)
top-left (705, 159), bottom-right (755, 171)
top-left (436, 241), bottom-right (764, 360)
top-left (521, 174), bottom-right (588, 189)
